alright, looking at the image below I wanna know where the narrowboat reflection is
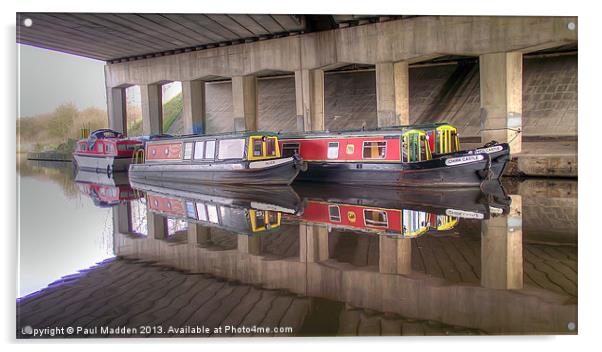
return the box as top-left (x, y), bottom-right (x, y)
top-left (129, 179), bottom-right (303, 236)
top-left (74, 170), bottom-right (140, 207)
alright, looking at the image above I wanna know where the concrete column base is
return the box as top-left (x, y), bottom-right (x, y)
top-left (182, 80), bottom-right (206, 134)
top-left (481, 195), bottom-right (523, 289)
top-left (376, 61), bottom-right (409, 127)
top-left (300, 224), bottom-right (329, 263)
top-left (140, 84), bottom-right (163, 135)
top-left (295, 69), bottom-right (325, 131)
top-left (107, 87), bottom-right (127, 135)
top-left (479, 52), bottom-right (523, 154)
top-left (232, 75), bottom-right (258, 132)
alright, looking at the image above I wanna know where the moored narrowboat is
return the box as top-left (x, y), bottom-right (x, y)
top-left (73, 129), bottom-right (143, 174)
top-left (129, 132), bottom-right (304, 185)
top-left (74, 170), bottom-right (140, 207)
top-left (288, 182), bottom-right (511, 238)
top-left (129, 179), bottom-right (303, 236)
top-left (279, 123), bottom-right (510, 187)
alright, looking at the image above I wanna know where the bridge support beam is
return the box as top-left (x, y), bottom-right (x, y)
top-left (479, 52), bottom-right (523, 154)
top-left (237, 235), bottom-right (262, 255)
top-left (376, 61), bottom-right (410, 127)
top-left (187, 223), bottom-right (210, 246)
top-left (481, 195), bottom-right (523, 289)
top-left (182, 80), bottom-right (206, 135)
top-left (107, 87), bottom-right (127, 135)
top-left (232, 75), bottom-right (258, 132)
top-left (147, 211), bottom-right (167, 240)
top-left (112, 203), bottom-right (131, 234)
top-left (141, 84), bottom-right (163, 135)
top-left (295, 69), bottom-right (325, 131)
top-left (300, 224), bottom-right (329, 263)
top-left (379, 237), bottom-right (412, 275)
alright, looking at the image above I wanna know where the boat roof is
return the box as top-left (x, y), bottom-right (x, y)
top-left (146, 131), bottom-right (280, 143)
top-left (278, 122), bottom-right (452, 139)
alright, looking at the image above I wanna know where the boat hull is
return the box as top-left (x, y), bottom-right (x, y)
top-left (129, 157), bottom-right (301, 186)
top-left (295, 154), bottom-right (494, 187)
top-left (73, 154), bottom-right (132, 173)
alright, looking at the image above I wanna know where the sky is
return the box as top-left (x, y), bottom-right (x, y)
top-left (17, 44), bottom-right (107, 117)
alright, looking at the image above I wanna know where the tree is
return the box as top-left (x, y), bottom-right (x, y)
top-left (48, 103), bottom-right (77, 142)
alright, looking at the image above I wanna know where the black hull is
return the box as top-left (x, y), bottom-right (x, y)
top-left (293, 181), bottom-right (511, 218)
top-left (296, 158), bottom-right (489, 187)
top-left (129, 157), bottom-right (301, 186)
top-left (295, 143), bottom-right (510, 187)
top-left (129, 179), bottom-right (303, 215)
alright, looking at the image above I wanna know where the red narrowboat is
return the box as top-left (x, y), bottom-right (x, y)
top-left (74, 170), bottom-right (140, 207)
top-left (289, 182), bottom-right (511, 238)
top-left (279, 123), bottom-right (510, 187)
top-left (73, 129), bottom-right (143, 174)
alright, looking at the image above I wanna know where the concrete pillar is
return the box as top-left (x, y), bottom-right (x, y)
top-left (237, 235), bottom-right (262, 255)
top-left (232, 75), bottom-right (258, 132)
top-left (299, 224), bottom-right (329, 263)
top-left (295, 69), bottom-right (325, 131)
top-left (112, 203), bottom-right (131, 234)
top-left (187, 223), bottom-right (210, 246)
top-left (481, 195), bottom-right (523, 289)
top-left (147, 211), bottom-right (167, 240)
top-left (107, 87), bottom-right (127, 135)
top-left (140, 84), bottom-right (163, 135)
top-left (182, 80), bottom-right (206, 134)
top-left (479, 52), bottom-right (523, 154)
top-left (375, 61), bottom-right (410, 127)
top-left (379, 237), bottom-right (412, 275)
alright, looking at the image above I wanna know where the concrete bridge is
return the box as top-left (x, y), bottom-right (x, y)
top-left (18, 14), bottom-right (578, 176)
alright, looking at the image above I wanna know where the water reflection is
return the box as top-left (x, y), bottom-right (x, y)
top-left (17, 160), bottom-right (577, 337)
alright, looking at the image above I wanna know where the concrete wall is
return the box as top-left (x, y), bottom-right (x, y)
top-left (171, 54), bottom-right (576, 138)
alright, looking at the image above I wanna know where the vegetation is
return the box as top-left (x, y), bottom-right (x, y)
top-left (16, 92), bottom-right (183, 152)
top-left (17, 103), bottom-right (108, 152)
top-left (162, 92), bottom-right (183, 133)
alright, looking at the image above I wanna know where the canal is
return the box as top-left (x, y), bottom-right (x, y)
top-left (16, 156), bottom-right (577, 337)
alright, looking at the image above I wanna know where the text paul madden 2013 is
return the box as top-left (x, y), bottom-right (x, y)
top-left (21, 325), bottom-right (294, 337)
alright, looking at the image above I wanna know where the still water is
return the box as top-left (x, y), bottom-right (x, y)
top-left (16, 156), bottom-right (577, 337)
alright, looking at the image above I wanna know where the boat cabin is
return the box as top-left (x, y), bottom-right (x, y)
top-left (279, 123), bottom-right (459, 163)
top-left (75, 129), bottom-right (142, 157)
top-left (142, 132), bottom-right (282, 164)
top-left (145, 192), bottom-right (282, 235)
top-left (299, 200), bottom-right (433, 238)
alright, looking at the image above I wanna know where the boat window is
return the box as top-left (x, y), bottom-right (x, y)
top-left (267, 211), bottom-right (279, 225)
top-left (193, 141), bottom-right (205, 160)
top-left (266, 137), bottom-right (277, 157)
top-left (282, 143), bottom-right (300, 158)
top-left (105, 144), bottom-right (113, 153)
top-left (218, 138), bottom-right (245, 160)
top-left (206, 204), bottom-right (219, 223)
top-left (196, 203), bottom-right (208, 222)
top-left (327, 142), bottom-right (339, 159)
top-left (364, 209), bottom-right (388, 227)
top-left (329, 205), bottom-right (341, 222)
top-left (362, 141), bottom-right (387, 159)
top-left (205, 140), bottom-right (216, 159)
top-left (96, 143), bottom-right (103, 153)
top-left (252, 139), bottom-right (263, 157)
top-left (254, 211), bottom-right (266, 229)
top-left (402, 210), bottom-right (428, 237)
top-left (185, 201), bottom-right (197, 219)
top-left (346, 144), bottom-right (355, 155)
top-left (183, 142), bottom-right (193, 160)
